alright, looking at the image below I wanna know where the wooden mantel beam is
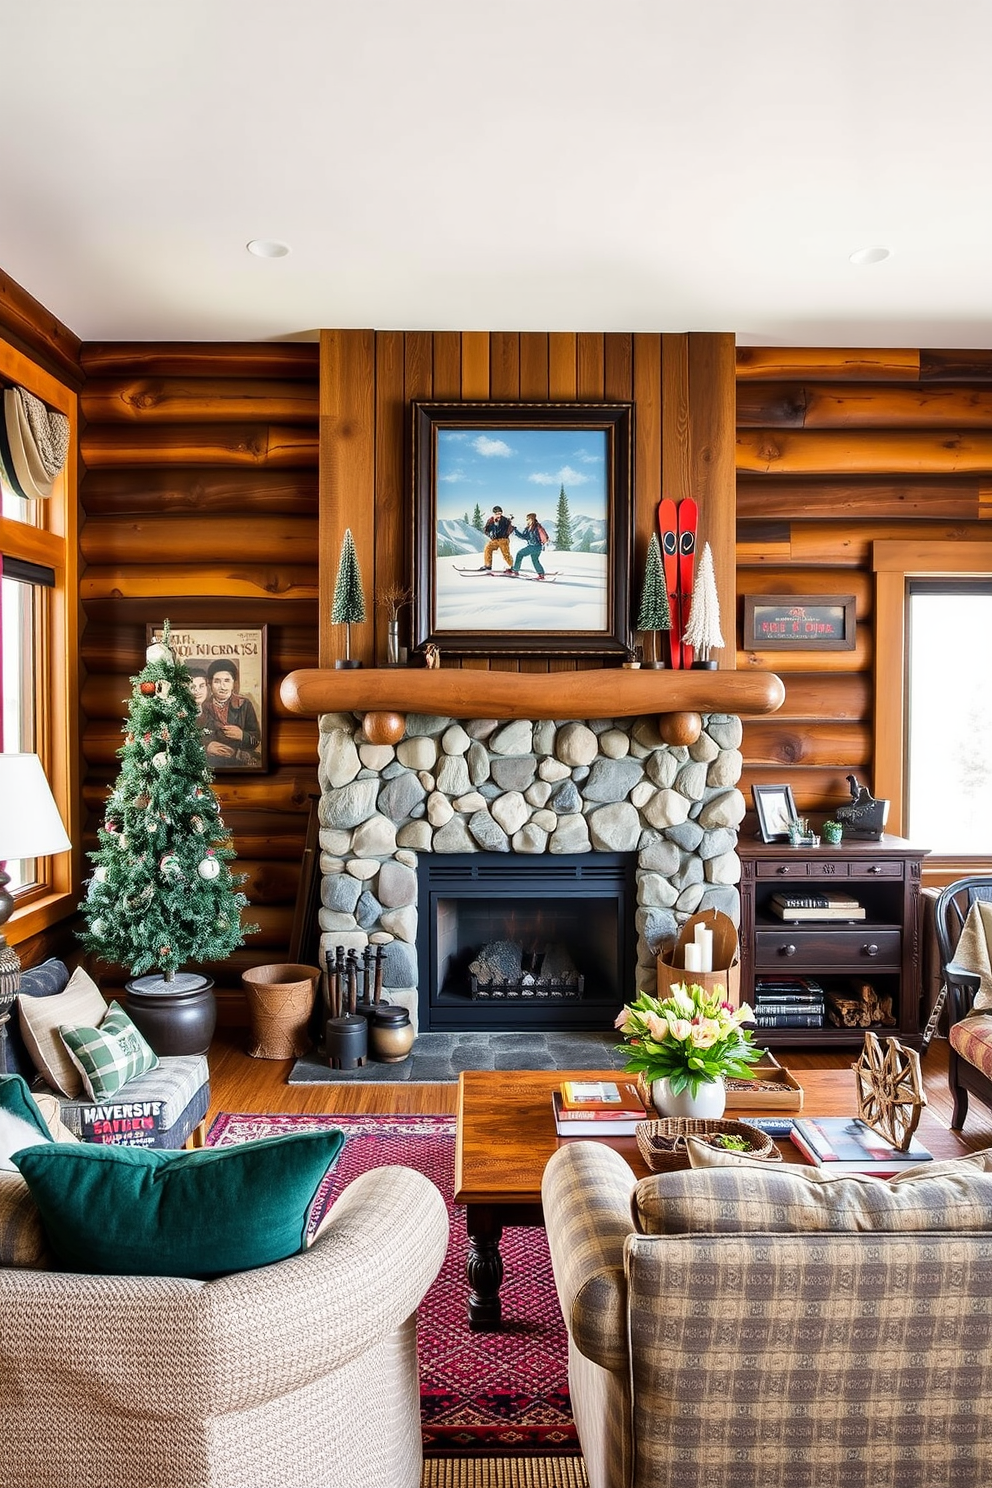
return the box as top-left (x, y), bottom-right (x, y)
top-left (279, 667), bottom-right (785, 723)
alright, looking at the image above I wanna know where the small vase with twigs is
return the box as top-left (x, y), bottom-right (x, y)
top-left (376, 584), bottom-right (413, 666)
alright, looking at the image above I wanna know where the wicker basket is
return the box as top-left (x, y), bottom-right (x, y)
top-left (242, 963), bottom-right (321, 1060)
top-left (636, 1116), bottom-right (782, 1173)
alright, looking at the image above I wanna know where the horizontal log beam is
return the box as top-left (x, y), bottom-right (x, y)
top-left (80, 343), bottom-right (319, 378)
top-left (83, 772), bottom-right (316, 816)
top-left (740, 720), bottom-right (871, 768)
top-left (736, 567), bottom-right (872, 609)
top-left (737, 429), bottom-right (992, 476)
top-left (279, 666), bottom-right (786, 721)
top-left (80, 423), bottom-right (318, 468)
top-left (736, 348), bottom-right (920, 382)
top-left (81, 467), bottom-right (318, 517)
top-left (739, 765), bottom-right (867, 814)
top-left (755, 671), bottom-right (871, 721)
top-left (81, 377), bottom-right (319, 424)
top-left (737, 518), bottom-right (986, 569)
top-left (0, 266), bottom-right (83, 386)
top-left (81, 719), bottom-right (317, 766)
top-left (738, 384), bottom-right (992, 430)
top-left (737, 476), bottom-right (980, 521)
top-left (737, 632), bottom-right (873, 674)
top-left (81, 565), bottom-right (319, 602)
top-left (81, 597), bottom-right (319, 629)
top-left (80, 623), bottom-right (319, 675)
top-left (235, 860), bottom-right (301, 905)
top-left (80, 514), bottom-right (317, 566)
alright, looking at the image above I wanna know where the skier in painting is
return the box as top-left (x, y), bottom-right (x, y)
top-left (505, 512), bottom-right (550, 580)
top-left (481, 505), bottom-right (515, 571)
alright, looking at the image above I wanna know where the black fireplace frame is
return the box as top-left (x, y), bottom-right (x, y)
top-left (415, 851), bottom-right (636, 1032)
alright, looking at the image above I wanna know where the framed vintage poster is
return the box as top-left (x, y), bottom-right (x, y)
top-left (743, 594), bottom-right (856, 651)
top-left (147, 624), bottom-right (268, 772)
top-left (752, 783), bottom-right (800, 843)
top-left (411, 401), bottom-right (633, 657)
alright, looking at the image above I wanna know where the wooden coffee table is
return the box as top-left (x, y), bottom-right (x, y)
top-left (453, 1066), bottom-right (971, 1330)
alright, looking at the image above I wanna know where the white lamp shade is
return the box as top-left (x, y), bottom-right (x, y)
top-left (0, 753), bottom-right (72, 861)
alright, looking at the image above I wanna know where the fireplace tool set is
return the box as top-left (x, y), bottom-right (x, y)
top-left (322, 945), bottom-right (414, 1068)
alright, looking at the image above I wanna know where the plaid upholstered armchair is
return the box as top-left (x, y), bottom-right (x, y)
top-left (542, 1139), bottom-right (992, 1488)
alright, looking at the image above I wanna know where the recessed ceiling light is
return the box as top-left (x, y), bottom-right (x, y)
top-left (246, 239), bottom-right (291, 259)
top-left (849, 246), bottom-right (891, 266)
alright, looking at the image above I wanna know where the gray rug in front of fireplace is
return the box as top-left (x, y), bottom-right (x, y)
top-left (287, 1029), bottom-right (629, 1084)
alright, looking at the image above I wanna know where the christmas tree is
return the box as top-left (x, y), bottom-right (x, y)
top-left (330, 527), bottom-right (367, 663)
top-left (682, 541), bottom-right (725, 665)
top-left (78, 621), bottom-right (255, 983)
top-left (635, 532), bottom-right (672, 665)
top-left (554, 484), bottom-right (573, 551)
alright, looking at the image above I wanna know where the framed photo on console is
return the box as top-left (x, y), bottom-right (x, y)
top-left (752, 783), bottom-right (799, 842)
top-left (147, 624), bottom-right (268, 772)
top-left (411, 401), bottom-right (633, 658)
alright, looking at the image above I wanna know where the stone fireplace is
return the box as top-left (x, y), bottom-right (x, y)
top-left (315, 709), bottom-right (746, 1034)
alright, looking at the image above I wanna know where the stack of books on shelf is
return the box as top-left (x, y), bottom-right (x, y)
top-left (790, 1114), bottom-right (932, 1175)
top-left (752, 977), bottom-right (825, 1028)
top-left (552, 1079), bottom-right (649, 1135)
top-left (770, 891), bottom-right (865, 921)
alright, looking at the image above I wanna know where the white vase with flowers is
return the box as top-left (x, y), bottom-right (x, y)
top-left (614, 982), bottom-right (760, 1119)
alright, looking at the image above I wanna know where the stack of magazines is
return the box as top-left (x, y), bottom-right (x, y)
top-left (770, 891), bottom-right (865, 921)
top-left (752, 977), bottom-right (825, 1028)
top-left (552, 1079), bottom-right (649, 1135)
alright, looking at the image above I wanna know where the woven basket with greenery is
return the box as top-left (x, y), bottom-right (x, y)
top-left (635, 1116), bottom-right (782, 1173)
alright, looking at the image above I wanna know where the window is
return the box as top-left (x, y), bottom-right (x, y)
top-left (0, 341), bottom-right (77, 937)
top-left (874, 540), bottom-right (992, 871)
top-left (905, 582), bottom-right (992, 854)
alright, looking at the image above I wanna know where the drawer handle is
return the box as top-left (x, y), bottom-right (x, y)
top-left (781, 944), bottom-right (797, 957)
top-left (864, 943), bottom-right (880, 957)
top-left (776, 866), bottom-right (791, 874)
top-left (867, 866), bottom-right (881, 874)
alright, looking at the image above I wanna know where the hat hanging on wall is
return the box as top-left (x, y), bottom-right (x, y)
top-left (0, 385), bottom-right (70, 500)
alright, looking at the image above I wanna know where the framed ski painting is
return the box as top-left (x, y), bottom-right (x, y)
top-left (411, 401), bottom-right (633, 658)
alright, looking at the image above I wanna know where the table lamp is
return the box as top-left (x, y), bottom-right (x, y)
top-left (0, 753), bottom-right (72, 1070)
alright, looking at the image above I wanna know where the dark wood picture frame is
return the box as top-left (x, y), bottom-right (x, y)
top-left (411, 401), bottom-right (633, 657)
top-left (743, 594), bottom-right (856, 651)
top-left (147, 623), bottom-right (268, 772)
top-left (752, 783), bottom-right (800, 843)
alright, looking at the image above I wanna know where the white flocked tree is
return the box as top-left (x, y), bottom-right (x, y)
top-left (682, 541), bottom-right (725, 666)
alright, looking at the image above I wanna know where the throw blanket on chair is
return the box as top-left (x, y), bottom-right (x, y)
top-left (954, 899), bottom-right (992, 1012)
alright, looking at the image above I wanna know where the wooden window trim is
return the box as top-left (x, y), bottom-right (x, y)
top-left (873, 539), bottom-right (992, 878)
top-left (0, 338), bottom-right (79, 944)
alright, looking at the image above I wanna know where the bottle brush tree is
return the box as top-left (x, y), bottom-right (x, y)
top-left (682, 541), bottom-right (725, 665)
top-left (78, 621), bottom-right (255, 987)
top-left (330, 527), bottom-right (367, 663)
top-left (554, 483), bottom-right (573, 551)
top-left (635, 532), bottom-right (672, 665)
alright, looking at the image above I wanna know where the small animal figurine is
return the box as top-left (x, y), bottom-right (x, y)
top-left (834, 774), bottom-right (890, 840)
top-left (424, 643), bottom-right (441, 669)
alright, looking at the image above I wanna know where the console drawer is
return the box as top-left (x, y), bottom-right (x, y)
top-left (755, 927), bottom-right (902, 970)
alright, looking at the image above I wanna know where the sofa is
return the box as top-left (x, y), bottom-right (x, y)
top-left (0, 1084), bottom-right (449, 1488)
top-left (542, 1138), bottom-right (992, 1488)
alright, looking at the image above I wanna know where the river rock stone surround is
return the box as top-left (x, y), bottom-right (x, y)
top-left (316, 710), bottom-right (745, 1033)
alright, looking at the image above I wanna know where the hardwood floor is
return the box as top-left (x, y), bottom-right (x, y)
top-left (205, 1029), bottom-right (992, 1149)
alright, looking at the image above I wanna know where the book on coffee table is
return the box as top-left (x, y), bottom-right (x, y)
top-left (559, 1079), bottom-right (647, 1112)
top-left (552, 1091), bottom-right (648, 1135)
top-left (791, 1115), bottom-right (932, 1174)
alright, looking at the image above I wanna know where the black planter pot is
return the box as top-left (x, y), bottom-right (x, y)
top-left (334, 658), bottom-right (362, 669)
top-left (690, 658), bottom-right (718, 670)
top-left (122, 972), bottom-right (216, 1056)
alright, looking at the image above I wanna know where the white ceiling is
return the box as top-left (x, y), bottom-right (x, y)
top-left (3, 0), bottom-right (992, 347)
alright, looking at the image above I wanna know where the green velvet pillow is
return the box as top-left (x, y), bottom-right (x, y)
top-left (0, 1073), bottom-right (53, 1171)
top-left (12, 1129), bottom-right (346, 1277)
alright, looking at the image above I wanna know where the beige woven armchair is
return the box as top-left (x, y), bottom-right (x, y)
top-left (0, 1164), bottom-right (448, 1488)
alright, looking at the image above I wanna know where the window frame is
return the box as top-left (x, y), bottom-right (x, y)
top-left (0, 338), bottom-right (78, 943)
top-left (873, 538), bottom-right (992, 881)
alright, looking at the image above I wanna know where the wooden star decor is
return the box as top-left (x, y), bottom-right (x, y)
top-left (854, 1031), bottom-right (927, 1152)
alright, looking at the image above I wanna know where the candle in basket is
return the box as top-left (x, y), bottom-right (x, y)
top-left (693, 924), bottom-right (714, 973)
top-left (684, 941), bottom-right (702, 973)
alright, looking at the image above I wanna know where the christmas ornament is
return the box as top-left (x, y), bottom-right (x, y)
top-left (190, 815), bottom-right (204, 833)
top-left (155, 679), bottom-right (172, 699)
top-left (134, 793), bottom-right (150, 810)
top-left (159, 853), bottom-right (183, 881)
top-left (105, 818), bottom-right (122, 834)
top-left (198, 852), bottom-right (221, 880)
top-left (146, 640), bottom-right (174, 665)
top-left (152, 751), bottom-right (168, 771)
top-left (91, 918), bottom-right (106, 938)
top-left (139, 680), bottom-right (156, 696)
top-left (94, 865), bottom-right (107, 882)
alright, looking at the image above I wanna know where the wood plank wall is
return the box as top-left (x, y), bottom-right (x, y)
top-left (736, 346), bottom-right (992, 823)
top-left (77, 344), bottom-right (321, 1020)
top-left (318, 330), bottom-right (737, 671)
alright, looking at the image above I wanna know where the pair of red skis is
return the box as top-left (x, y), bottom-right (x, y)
top-left (657, 496), bottom-right (697, 669)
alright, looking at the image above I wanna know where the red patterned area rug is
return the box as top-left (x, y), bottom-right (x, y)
top-left (207, 1113), bottom-right (577, 1457)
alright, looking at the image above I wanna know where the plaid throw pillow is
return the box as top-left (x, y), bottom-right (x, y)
top-left (59, 1002), bottom-right (159, 1100)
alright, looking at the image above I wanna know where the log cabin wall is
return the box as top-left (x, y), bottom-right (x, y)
top-left (77, 343), bottom-right (320, 1023)
top-left (318, 329), bottom-right (737, 672)
top-left (736, 346), bottom-right (992, 862)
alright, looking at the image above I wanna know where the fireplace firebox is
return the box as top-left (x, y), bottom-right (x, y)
top-left (416, 852), bottom-right (636, 1031)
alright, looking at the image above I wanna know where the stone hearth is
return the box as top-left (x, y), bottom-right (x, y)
top-left (316, 709), bottom-right (745, 1033)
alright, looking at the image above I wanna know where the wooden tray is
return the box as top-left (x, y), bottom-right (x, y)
top-left (723, 1054), bottom-right (804, 1111)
